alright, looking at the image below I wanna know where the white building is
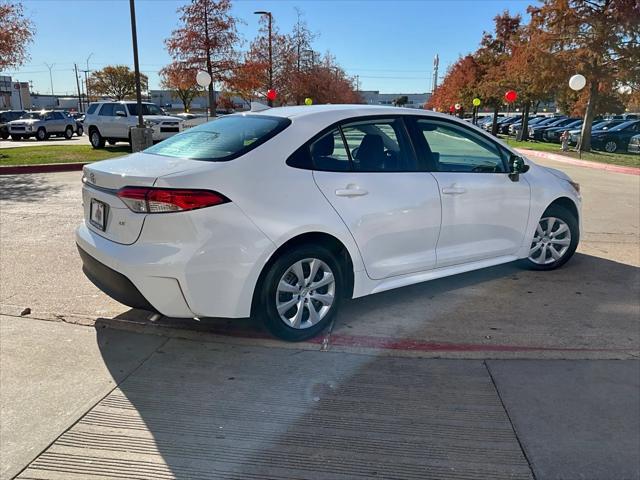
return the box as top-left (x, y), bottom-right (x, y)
top-left (0, 75), bottom-right (31, 110)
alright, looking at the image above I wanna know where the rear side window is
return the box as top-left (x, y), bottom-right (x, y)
top-left (99, 104), bottom-right (114, 116)
top-left (144, 114), bottom-right (291, 161)
top-left (86, 104), bottom-right (99, 115)
top-left (309, 129), bottom-right (350, 171)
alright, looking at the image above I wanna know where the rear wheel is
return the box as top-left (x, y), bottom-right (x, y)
top-left (257, 245), bottom-right (343, 341)
top-left (64, 126), bottom-right (74, 139)
top-left (519, 205), bottom-right (579, 271)
top-left (90, 129), bottom-right (105, 148)
top-left (77, 126), bottom-right (83, 136)
top-left (36, 127), bottom-right (48, 141)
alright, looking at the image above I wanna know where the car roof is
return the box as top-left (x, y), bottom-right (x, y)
top-left (242, 104), bottom-right (460, 122)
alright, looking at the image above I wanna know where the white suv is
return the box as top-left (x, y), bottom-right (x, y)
top-left (84, 101), bottom-right (183, 148)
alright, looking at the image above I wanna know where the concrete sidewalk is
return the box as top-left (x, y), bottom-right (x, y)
top-left (3, 316), bottom-right (638, 480)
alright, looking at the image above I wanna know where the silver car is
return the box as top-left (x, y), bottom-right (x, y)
top-left (8, 110), bottom-right (77, 141)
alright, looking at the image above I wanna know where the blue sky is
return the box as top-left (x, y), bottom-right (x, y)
top-left (6, 0), bottom-right (531, 96)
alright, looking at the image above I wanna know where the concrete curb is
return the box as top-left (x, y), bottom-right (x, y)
top-left (0, 162), bottom-right (87, 175)
top-left (516, 148), bottom-right (640, 176)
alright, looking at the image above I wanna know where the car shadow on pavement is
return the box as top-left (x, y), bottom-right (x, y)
top-left (18, 252), bottom-right (637, 479)
top-left (95, 252), bottom-right (640, 354)
top-left (0, 174), bottom-right (63, 202)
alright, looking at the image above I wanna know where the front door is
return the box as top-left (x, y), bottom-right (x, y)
top-left (410, 118), bottom-right (531, 268)
top-left (312, 117), bottom-right (441, 280)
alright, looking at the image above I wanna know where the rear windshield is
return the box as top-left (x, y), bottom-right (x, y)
top-left (144, 114), bottom-right (291, 161)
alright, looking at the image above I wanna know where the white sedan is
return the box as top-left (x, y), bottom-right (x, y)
top-left (76, 105), bottom-right (581, 341)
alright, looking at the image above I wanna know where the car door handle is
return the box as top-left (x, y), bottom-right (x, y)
top-left (335, 186), bottom-right (368, 197)
top-left (441, 186), bottom-right (467, 195)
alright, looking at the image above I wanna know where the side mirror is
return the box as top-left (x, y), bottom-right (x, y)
top-left (509, 155), bottom-right (530, 181)
top-left (116, 110), bottom-right (126, 117)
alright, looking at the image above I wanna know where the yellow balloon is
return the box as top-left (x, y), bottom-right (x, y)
top-left (472, 98), bottom-right (481, 107)
top-left (304, 97), bottom-right (313, 105)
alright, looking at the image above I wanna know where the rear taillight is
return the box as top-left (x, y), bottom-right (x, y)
top-left (117, 187), bottom-right (229, 213)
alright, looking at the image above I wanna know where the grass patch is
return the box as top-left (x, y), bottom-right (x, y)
top-left (503, 138), bottom-right (640, 168)
top-left (0, 145), bottom-right (130, 166)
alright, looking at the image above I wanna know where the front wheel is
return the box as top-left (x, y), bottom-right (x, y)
top-left (64, 126), bottom-right (74, 139)
top-left (36, 128), bottom-right (48, 141)
top-left (77, 126), bottom-right (83, 136)
top-left (519, 205), bottom-right (579, 271)
top-left (604, 140), bottom-right (618, 153)
top-left (256, 246), bottom-right (343, 341)
top-left (90, 129), bottom-right (105, 148)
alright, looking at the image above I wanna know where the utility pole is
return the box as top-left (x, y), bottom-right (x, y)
top-left (44, 63), bottom-right (55, 97)
top-left (74, 63), bottom-right (83, 112)
top-left (254, 11), bottom-right (273, 106)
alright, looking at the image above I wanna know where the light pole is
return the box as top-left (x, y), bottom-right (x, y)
top-left (128, 0), bottom-right (152, 151)
top-left (44, 63), bottom-right (54, 97)
top-left (254, 10), bottom-right (273, 106)
top-left (84, 53), bottom-right (93, 103)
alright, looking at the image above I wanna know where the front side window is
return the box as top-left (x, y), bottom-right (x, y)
top-left (415, 120), bottom-right (507, 173)
top-left (86, 104), bottom-right (99, 115)
top-left (144, 114), bottom-right (290, 161)
top-left (113, 104), bottom-right (127, 116)
top-left (52, 112), bottom-right (64, 120)
top-left (99, 104), bottom-right (114, 116)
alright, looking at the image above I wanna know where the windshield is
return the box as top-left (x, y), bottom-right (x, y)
top-left (19, 112), bottom-right (45, 120)
top-left (126, 103), bottom-right (164, 116)
top-left (144, 114), bottom-right (291, 161)
top-left (608, 120), bottom-right (638, 132)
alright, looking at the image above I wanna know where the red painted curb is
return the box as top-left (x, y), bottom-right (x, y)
top-left (0, 162), bottom-right (88, 175)
top-left (516, 148), bottom-right (640, 176)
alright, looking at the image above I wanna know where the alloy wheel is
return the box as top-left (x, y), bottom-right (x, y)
top-left (276, 258), bottom-right (335, 329)
top-left (604, 141), bottom-right (617, 153)
top-left (528, 216), bottom-right (572, 265)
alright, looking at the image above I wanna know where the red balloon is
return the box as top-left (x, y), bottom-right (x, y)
top-left (505, 90), bottom-right (518, 103)
top-left (449, 104), bottom-right (455, 113)
top-left (266, 89), bottom-right (277, 101)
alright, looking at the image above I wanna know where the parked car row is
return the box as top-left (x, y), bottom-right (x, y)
top-left (5, 110), bottom-right (83, 141)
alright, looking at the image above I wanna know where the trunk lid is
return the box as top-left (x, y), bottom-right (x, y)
top-left (81, 152), bottom-right (210, 244)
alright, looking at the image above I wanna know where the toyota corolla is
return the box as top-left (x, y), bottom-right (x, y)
top-left (76, 105), bottom-right (581, 341)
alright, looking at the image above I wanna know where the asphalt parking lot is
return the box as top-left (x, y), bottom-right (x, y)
top-left (1, 156), bottom-right (639, 479)
top-left (0, 135), bottom-right (91, 149)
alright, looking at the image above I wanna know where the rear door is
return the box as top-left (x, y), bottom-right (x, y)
top-left (409, 117), bottom-right (530, 268)
top-left (312, 117), bottom-right (441, 280)
top-left (97, 103), bottom-right (115, 137)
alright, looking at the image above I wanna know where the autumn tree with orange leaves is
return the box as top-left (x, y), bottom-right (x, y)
top-left (165, 0), bottom-right (240, 116)
top-left (0, 1), bottom-right (34, 71)
top-left (159, 63), bottom-right (201, 111)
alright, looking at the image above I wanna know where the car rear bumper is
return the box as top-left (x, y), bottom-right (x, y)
top-left (77, 245), bottom-right (156, 312)
top-left (75, 201), bottom-right (277, 319)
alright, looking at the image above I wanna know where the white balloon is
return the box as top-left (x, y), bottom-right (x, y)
top-left (196, 70), bottom-right (212, 87)
top-left (569, 74), bottom-right (586, 91)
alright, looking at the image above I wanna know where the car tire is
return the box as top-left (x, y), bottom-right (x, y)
top-left (77, 126), bottom-right (83, 136)
top-left (604, 140), bottom-right (618, 153)
top-left (10, 135), bottom-right (22, 141)
top-left (1, 132), bottom-right (9, 140)
top-left (90, 129), bottom-right (105, 149)
top-left (64, 126), bottom-right (74, 139)
top-left (519, 204), bottom-right (579, 271)
top-left (36, 128), bottom-right (48, 141)
top-left (256, 245), bottom-right (343, 341)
